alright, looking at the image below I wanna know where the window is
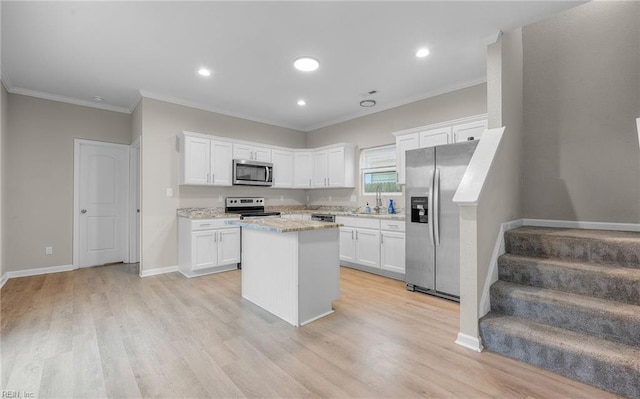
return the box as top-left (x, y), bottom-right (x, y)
top-left (361, 145), bottom-right (400, 195)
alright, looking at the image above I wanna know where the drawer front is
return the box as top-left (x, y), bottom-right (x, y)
top-left (380, 220), bottom-right (405, 232)
top-left (191, 219), bottom-right (236, 231)
top-left (335, 216), bottom-right (358, 228)
top-left (356, 218), bottom-right (380, 230)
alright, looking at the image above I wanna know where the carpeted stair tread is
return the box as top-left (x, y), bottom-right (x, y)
top-left (505, 226), bottom-right (640, 268)
top-left (498, 253), bottom-right (640, 305)
top-left (480, 314), bottom-right (640, 398)
top-left (490, 281), bottom-right (640, 347)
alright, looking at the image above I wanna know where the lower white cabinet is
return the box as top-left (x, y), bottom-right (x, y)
top-left (178, 218), bottom-right (240, 278)
top-left (337, 217), bottom-right (406, 276)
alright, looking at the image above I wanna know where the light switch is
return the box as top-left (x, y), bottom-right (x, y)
top-left (166, 188), bottom-right (173, 197)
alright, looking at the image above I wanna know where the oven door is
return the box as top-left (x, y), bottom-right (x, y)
top-left (233, 159), bottom-right (273, 186)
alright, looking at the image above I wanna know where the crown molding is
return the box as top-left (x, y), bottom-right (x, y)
top-left (6, 86), bottom-right (131, 114)
top-left (304, 77), bottom-right (488, 133)
top-left (138, 90), bottom-right (304, 132)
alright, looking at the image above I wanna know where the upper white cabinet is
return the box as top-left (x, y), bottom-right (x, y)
top-left (313, 144), bottom-right (356, 188)
top-left (271, 149), bottom-right (294, 188)
top-left (179, 132), bottom-right (232, 186)
top-left (232, 143), bottom-right (271, 162)
top-left (293, 151), bottom-right (313, 189)
top-left (393, 114), bottom-right (487, 185)
top-left (179, 132), bottom-right (356, 189)
top-left (453, 119), bottom-right (488, 142)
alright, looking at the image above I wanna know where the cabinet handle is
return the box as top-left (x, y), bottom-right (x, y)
top-left (219, 231), bottom-right (222, 242)
top-left (356, 230), bottom-right (358, 240)
top-left (351, 230), bottom-right (354, 240)
top-left (324, 177), bottom-right (327, 186)
top-left (327, 177), bottom-right (330, 186)
top-left (309, 178), bottom-right (311, 187)
top-left (213, 232), bottom-right (217, 242)
top-left (207, 173), bottom-right (210, 183)
top-left (381, 234), bottom-right (384, 244)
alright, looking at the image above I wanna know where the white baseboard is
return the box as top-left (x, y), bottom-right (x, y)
top-left (455, 332), bottom-right (483, 352)
top-left (140, 265), bottom-right (178, 277)
top-left (0, 264), bottom-right (75, 289)
top-left (523, 218), bottom-right (640, 232)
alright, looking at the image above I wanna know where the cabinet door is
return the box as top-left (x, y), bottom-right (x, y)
top-left (293, 151), bottom-right (313, 188)
top-left (211, 140), bottom-right (233, 186)
top-left (183, 136), bottom-right (211, 185)
top-left (313, 150), bottom-right (329, 187)
top-left (381, 231), bottom-right (405, 274)
top-left (395, 134), bottom-right (419, 185)
top-left (218, 228), bottom-right (240, 265)
top-left (252, 146), bottom-right (272, 162)
top-left (419, 127), bottom-right (451, 148)
top-left (192, 230), bottom-right (217, 270)
top-left (355, 228), bottom-right (381, 268)
top-left (232, 143), bottom-right (253, 160)
top-left (327, 147), bottom-right (345, 187)
top-left (339, 227), bottom-right (356, 262)
top-left (271, 149), bottom-right (294, 188)
top-left (453, 119), bottom-right (488, 142)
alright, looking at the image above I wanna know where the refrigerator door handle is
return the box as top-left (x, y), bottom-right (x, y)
top-left (428, 169), bottom-right (435, 246)
top-left (434, 168), bottom-right (441, 247)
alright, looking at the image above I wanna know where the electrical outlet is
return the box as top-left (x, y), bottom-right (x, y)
top-left (166, 188), bottom-right (173, 197)
top-left (45, 246), bottom-right (53, 255)
top-left (280, 195), bottom-right (284, 202)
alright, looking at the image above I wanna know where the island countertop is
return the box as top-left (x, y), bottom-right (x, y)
top-left (226, 218), bottom-right (341, 233)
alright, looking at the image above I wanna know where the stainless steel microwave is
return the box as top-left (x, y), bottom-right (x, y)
top-left (233, 159), bottom-right (273, 186)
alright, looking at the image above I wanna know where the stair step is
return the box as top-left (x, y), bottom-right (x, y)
top-left (504, 226), bottom-right (640, 268)
top-left (490, 281), bottom-right (640, 347)
top-left (498, 253), bottom-right (640, 305)
top-left (480, 314), bottom-right (640, 399)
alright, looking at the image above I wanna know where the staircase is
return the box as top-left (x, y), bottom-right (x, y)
top-left (480, 226), bottom-right (640, 398)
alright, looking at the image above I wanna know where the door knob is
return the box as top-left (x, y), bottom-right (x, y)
top-left (81, 209), bottom-right (87, 214)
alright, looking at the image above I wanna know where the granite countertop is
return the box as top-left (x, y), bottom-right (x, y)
top-left (177, 208), bottom-right (240, 219)
top-left (225, 218), bottom-right (342, 233)
top-left (177, 207), bottom-right (405, 221)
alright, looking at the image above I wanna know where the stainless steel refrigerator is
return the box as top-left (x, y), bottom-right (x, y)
top-left (405, 140), bottom-right (478, 301)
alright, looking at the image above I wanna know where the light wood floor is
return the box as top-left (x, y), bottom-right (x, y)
top-left (1, 265), bottom-right (621, 398)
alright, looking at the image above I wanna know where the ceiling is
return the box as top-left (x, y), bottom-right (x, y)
top-left (2, 1), bottom-right (584, 132)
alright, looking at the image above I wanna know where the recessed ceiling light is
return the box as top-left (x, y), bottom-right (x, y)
top-left (360, 99), bottom-right (376, 108)
top-left (294, 57), bottom-right (319, 72)
top-left (198, 68), bottom-right (212, 77)
top-left (297, 99), bottom-right (306, 106)
top-left (416, 48), bottom-right (430, 58)
top-left (92, 96), bottom-right (104, 102)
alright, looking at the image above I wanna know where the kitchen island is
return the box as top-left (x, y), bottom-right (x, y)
top-left (226, 218), bottom-right (341, 327)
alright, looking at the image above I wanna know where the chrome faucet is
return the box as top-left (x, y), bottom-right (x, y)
top-left (374, 185), bottom-right (383, 214)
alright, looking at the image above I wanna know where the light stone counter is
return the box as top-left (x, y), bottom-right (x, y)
top-left (225, 218), bottom-right (341, 233)
top-left (177, 208), bottom-right (240, 219)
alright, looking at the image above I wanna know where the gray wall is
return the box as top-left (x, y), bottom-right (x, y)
top-left (305, 84), bottom-right (487, 210)
top-left (522, 1), bottom-right (640, 223)
top-left (1, 83), bottom-right (7, 278)
top-left (4, 94), bottom-right (131, 272)
top-left (139, 98), bottom-right (307, 272)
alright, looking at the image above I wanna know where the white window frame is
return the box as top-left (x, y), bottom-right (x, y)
top-left (360, 144), bottom-right (401, 196)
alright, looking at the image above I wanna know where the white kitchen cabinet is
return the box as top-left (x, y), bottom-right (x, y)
top-left (380, 219), bottom-right (406, 274)
top-left (293, 151), bottom-right (313, 188)
top-left (178, 218), bottom-right (240, 278)
top-left (337, 217), bottom-right (381, 268)
top-left (395, 133), bottom-right (419, 185)
top-left (233, 143), bottom-right (272, 162)
top-left (179, 132), bottom-right (232, 186)
top-left (354, 228), bottom-right (380, 268)
top-left (313, 144), bottom-right (356, 188)
top-left (271, 149), bottom-right (294, 188)
top-left (453, 119), bottom-right (488, 142)
top-left (419, 127), bottom-right (451, 148)
top-left (393, 114), bottom-right (487, 185)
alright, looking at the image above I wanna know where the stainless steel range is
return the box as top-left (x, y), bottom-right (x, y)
top-left (225, 197), bottom-right (281, 219)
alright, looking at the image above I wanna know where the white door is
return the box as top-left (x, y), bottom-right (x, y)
top-left (192, 230), bottom-right (218, 270)
top-left (419, 127), bottom-right (451, 148)
top-left (395, 134), bottom-right (419, 185)
top-left (218, 228), bottom-right (241, 265)
top-left (183, 136), bottom-right (211, 185)
top-left (293, 151), bottom-right (313, 188)
top-left (355, 228), bottom-right (381, 268)
top-left (339, 227), bottom-right (356, 262)
top-left (313, 150), bottom-right (328, 187)
top-left (252, 146), bottom-right (272, 162)
top-left (381, 231), bottom-right (405, 274)
top-left (211, 140), bottom-right (233, 186)
top-left (76, 140), bottom-right (129, 268)
top-left (453, 119), bottom-right (488, 142)
top-left (271, 149), bottom-right (294, 188)
top-left (327, 147), bottom-right (345, 187)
